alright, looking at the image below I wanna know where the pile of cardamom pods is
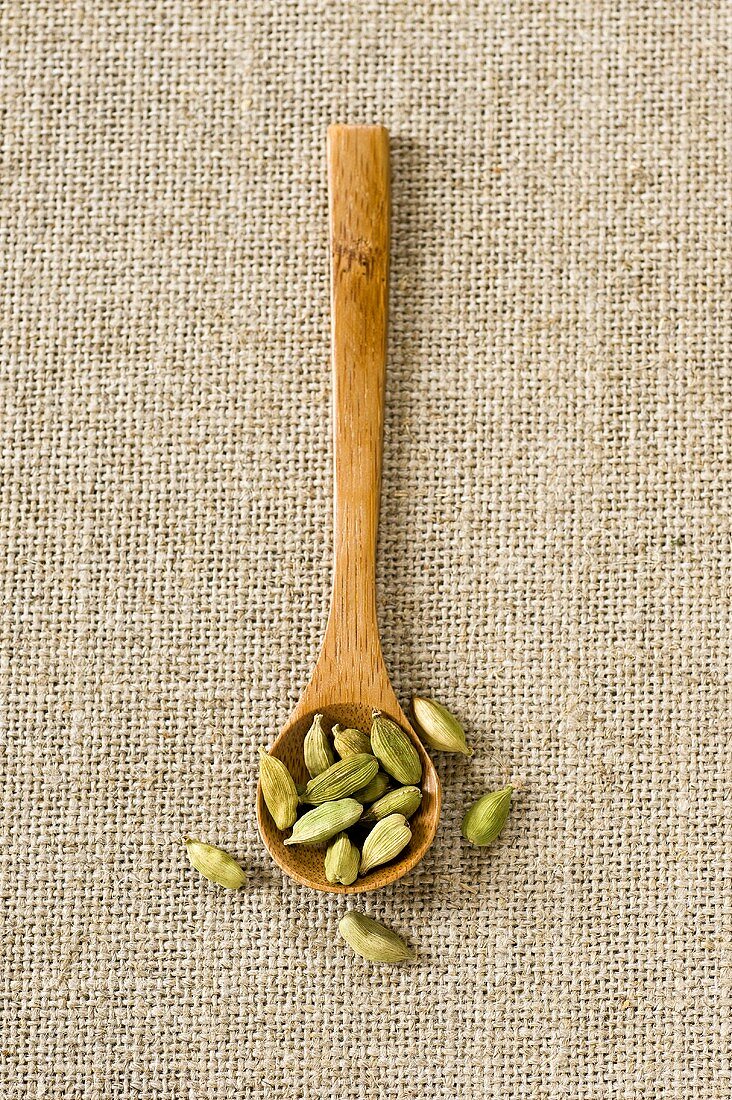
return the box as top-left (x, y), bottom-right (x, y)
top-left (260, 710), bottom-right (427, 884)
top-left (186, 696), bottom-right (515, 964)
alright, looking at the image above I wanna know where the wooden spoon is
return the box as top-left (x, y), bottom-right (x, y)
top-left (256, 124), bottom-right (441, 893)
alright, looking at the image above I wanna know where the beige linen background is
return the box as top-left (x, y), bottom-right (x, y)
top-left (1, 1), bottom-right (731, 1097)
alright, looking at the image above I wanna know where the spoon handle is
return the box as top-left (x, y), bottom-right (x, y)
top-left (317, 124), bottom-right (391, 694)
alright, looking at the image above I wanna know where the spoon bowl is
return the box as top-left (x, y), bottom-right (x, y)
top-left (257, 124), bottom-right (441, 892)
top-left (257, 703), bottom-right (440, 893)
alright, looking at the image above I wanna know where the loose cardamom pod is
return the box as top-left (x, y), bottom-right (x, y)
top-left (362, 785), bottom-right (422, 824)
top-left (338, 911), bottom-right (414, 964)
top-left (461, 786), bottom-right (513, 846)
top-left (370, 712), bottom-right (422, 785)
top-left (411, 696), bottom-right (473, 756)
top-left (284, 798), bottom-right (363, 845)
top-left (302, 753), bottom-right (379, 805)
top-left (324, 831), bottom-right (360, 885)
top-left (185, 837), bottom-right (247, 889)
top-left (359, 813), bottom-right (412, 875)
top-left (332, 723), bottom-right (371, 759)
top-left (259, 749), bottom-right (299, 830)
top-left (303, 712), bottom-right (336, 778)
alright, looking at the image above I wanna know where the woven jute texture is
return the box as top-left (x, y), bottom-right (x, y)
top-left (2, 2), bottom-right (731, 1097)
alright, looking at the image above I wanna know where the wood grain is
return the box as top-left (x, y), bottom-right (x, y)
top-left (257, 125), bottom-right (441, 893)
top-left (303, 123), bottom-right (392, 714)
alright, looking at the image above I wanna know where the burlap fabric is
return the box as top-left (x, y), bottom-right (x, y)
top-left (2, 2), bottom-right (730, 1097)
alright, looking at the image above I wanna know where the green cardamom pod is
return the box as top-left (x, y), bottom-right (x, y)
top-left (370, 712), bottom-right (422, 785)
top-left (303, 712), bottom-right (336, 778)
top-left (362, 785), bottom-right (422, 824)
top-left (302, 753), bottom-right (379, 804)
top-left (185, 837), bottom-right (247, 889)
top-left (332, 723), bottom-right (372, 758)
top-left (411, 696), bottom-right (473, 756)
top-left (259, 749), bottom-right (299, 830)
top-left (284, 798), bottom-right (363, 846)
top-left (352, 771), bottom-right (391, 805)
top-left (338, 911), bottom-right (414, 964)
top-left (324, 831), bottom-right (360, 885)
top-left (359, 813), bottom-right (412, 875)
top-left (461, 786), bottom-right (513, 846)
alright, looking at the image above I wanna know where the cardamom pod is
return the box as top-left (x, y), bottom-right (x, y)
top-left (324, 831), bottom-right (360, 885)
top-left (362, 785), bottom-right (422, 824)
top-left (370, 712), bottom-right (422, 785)
top-left (461, 786), bottom-right (513, 846)
top-left (332, 723), bottom-right (371, 758)
top-left (259, 749), bottom-right (299, 830)
top-left (338, 911), bottom-right (414, 964)
top-left (284, 798), bottom-right (363, 845)
top-left (303, 712), bottom-right (336, 778)
top-left (185, 837), bottom-right (247, 889)
top-left (352, 771), bottom-right (391, 805)
top-left (302, 753), bottom-right (379, 804)
top-left (411, 696), bottom-right (473, 756)
top-left (359, 813), bottom-right (412, 875)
